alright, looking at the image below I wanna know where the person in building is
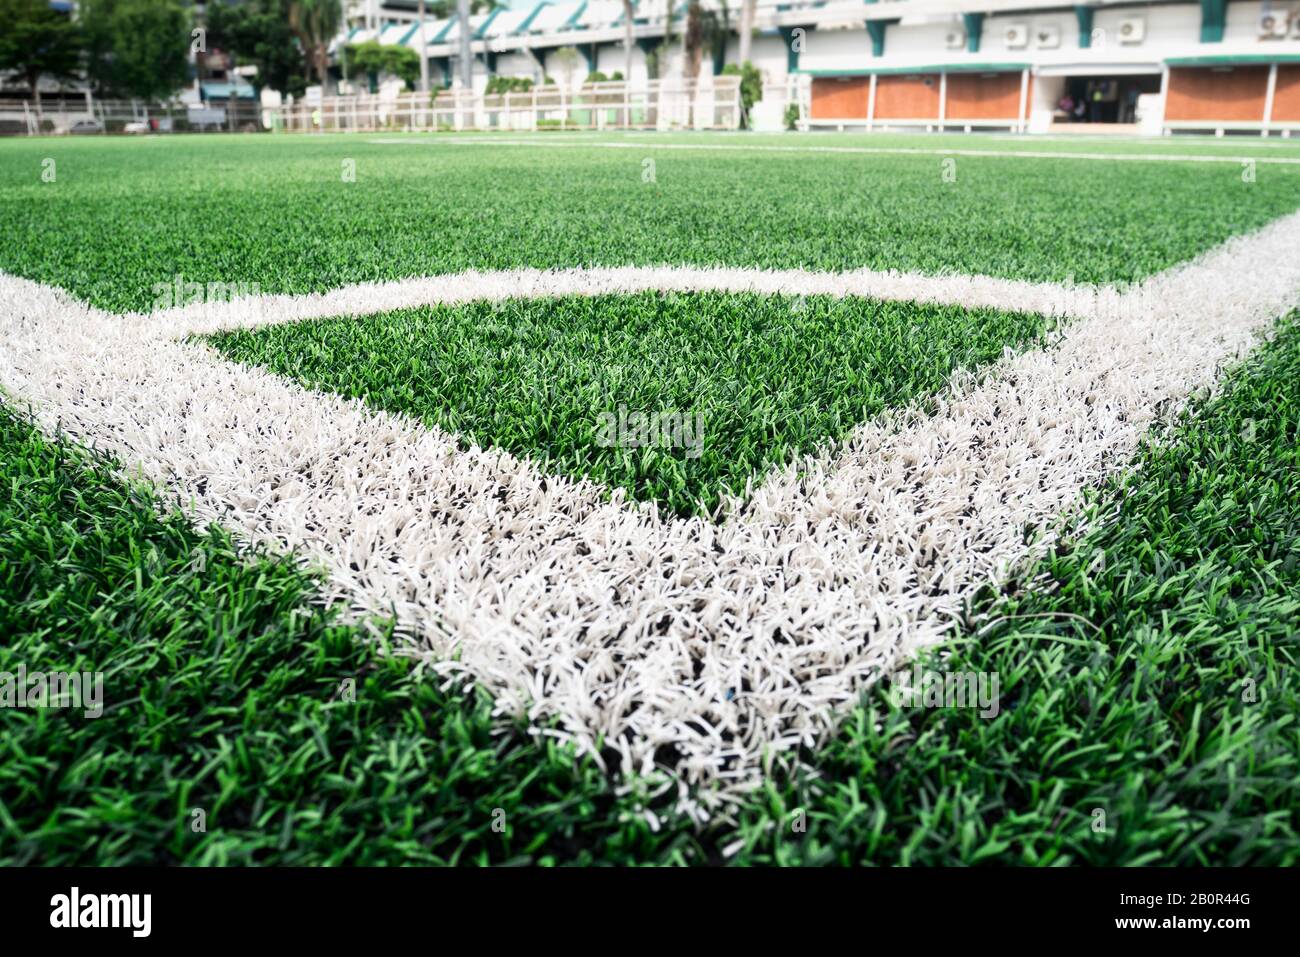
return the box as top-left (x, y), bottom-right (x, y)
top-left (1122, 85), bottom-right (1140, 124)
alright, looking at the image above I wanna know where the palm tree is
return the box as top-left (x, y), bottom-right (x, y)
top-left (456, 0), bottom-right (472, 89)
top-left (418, 0), bottom-right (428, 92)
top-left (657, 0), bottom-right (674, 77)
top-left (683, 1), bottom-right (703, 81)
top-left (621, 0), bottom-right (635, 82)
top-left (552, 45), bottom-right (582, 88)
top-left (289, 0), bottom-right (342, 90)
top-left (738, 0), bottom-right (756, 65)
top-left (679, 0), bottom-right (730, 81)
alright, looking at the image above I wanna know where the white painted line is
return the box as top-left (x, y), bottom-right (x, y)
top-left (4, 213), bottom-right (1300, 816)
top-left (141, 264), bottom-right (1099, 339)
top-left (368, 135), bottom-right (1300, 165)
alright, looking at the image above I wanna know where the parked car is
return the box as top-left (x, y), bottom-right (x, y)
top-left (123, 120), bottom-right (149, 134)
top-left (68, 119), bottom-right (103, 134)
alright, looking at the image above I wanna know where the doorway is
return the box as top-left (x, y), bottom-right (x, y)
top-left (1057, 73), bottom-right (1162, 124)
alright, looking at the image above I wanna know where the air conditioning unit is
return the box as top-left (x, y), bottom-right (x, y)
top-left (1258, 10), bottom-right (1291, 37)
top-left (945, 29), bottom-right (966, 49)
top-left (1004, 23), bottom-right (1030, 48)
top-left (1117, 17), bottom-right (1146, 44)
top-left (1035, 24), bottom-right (1062, 48)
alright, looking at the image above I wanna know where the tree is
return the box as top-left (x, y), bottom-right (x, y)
top-left (620, 0), bottom-right (634, 83)
top-left (683, 2), bottom-right (703, 80)
top-left (417, 0), bottom-right (427, 91)
top-left (288, 0), bottom-right (341, 89)
top-left (722, 60), bottom-right (761, 126)
top-left (77, 0), bottom-right (115, 95)
top-left (456, 0), bottom-right (471, 89)
top-left (344, 41), bottom-right (419, 91)
top-left (701, 1), bottom-right (729, 76)
top-left (682, 2), bottom-right (728, 123)
top-left (737, 0), bottom-right (756, 66)
top-left (206, 0), bottom-right (307, 97)
top-left (650, 0), bottom-right (680, 80)
top-left (551, 46), bottom-right (582, 88)
top-left (424, 0), bottom-right (496, 88)
top-left (427, 0), bottom-right (496, 16)
top-left (81, 0), bottom-right (189, 100)
top-left (0, 0), bottom-right (83, 104)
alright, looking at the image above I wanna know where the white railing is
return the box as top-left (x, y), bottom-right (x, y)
top-left (273, 77), bottom-right (743, 134)
top-left (0, 77), bottom-right (745, 136)
top-left (0, 97), bottom-right (264, 135)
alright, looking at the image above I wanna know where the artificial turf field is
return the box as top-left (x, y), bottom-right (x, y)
top-left (1, 131), bottom-right (1299, 865)
top-left (5, 131), bottom-right (1300, 309)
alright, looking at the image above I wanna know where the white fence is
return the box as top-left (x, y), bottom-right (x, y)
top-left (0, 97), bottom-right (263, 135)
top-left (277, 76), bottom-right (744, 133)
top-left (1, 76), bottom-right (745, 136)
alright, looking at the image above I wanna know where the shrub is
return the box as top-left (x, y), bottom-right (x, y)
top-left (722, 60), bottom-right (763, 119)
top-left (485, 75), bottom-right (534, 95)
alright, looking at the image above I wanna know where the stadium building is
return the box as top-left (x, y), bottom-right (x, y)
top-left (339, 0), bottom-right (1300, 134)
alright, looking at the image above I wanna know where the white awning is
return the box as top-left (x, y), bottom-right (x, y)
top-left (1036, 63), bottom-right (1163, 77)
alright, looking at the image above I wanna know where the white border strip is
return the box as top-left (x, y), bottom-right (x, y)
top-left (369, 136), bottom-right (1300, 165)
top-left (4, 215), bottom-right (1300, 815)
top-left (143, 264), bottom-right (1101, 339)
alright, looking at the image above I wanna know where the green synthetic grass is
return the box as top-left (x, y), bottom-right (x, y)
top-left (713, 313), bottom-right (1300, 865)
top-left (0, 405), bottom-right (685, 866)
top-left (2, 133), bottom-right (1299, 312)
top-left (2, 312), bottom-right (1298, 865)
top-left (207, 292), bottom-right (1049, 516)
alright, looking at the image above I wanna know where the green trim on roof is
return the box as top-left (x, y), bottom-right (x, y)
top-left (564, 1), bottom-right (587, 29)
top-left (1075, 5), bottom-right (1094, 49)
top-left (613, 0), bottom-right (638, 25)
top-left (433, 17), bottom-right (457, 43)
top-left (1199, 0), bottom-right (1226, 43)
top-left (474, 7), bottom-right (503, 38)
top-left (802, 62), bottom-right (1030, 77)
top-left (778, 25), bottom-right (806, 73)
top-left (397, 22), bottom-right (421, 46)
top-left (1167, 53), bottom-right (1300, 66)
top-left (346, 26), bottom-right (360, 41)
top-left (866, 20), bottom-right (889, 57)
top-left (961, 13), bottom-right (983, 55)
top-left (516, 2), bottom-right (549, 34)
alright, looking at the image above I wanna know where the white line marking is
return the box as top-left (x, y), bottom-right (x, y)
top-left (4, 215), bottom-right (1300, 816)
top-left (143, 265), bottom-right (1098, 338)
top-left (368, 136), bottom-right (1300, 165)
